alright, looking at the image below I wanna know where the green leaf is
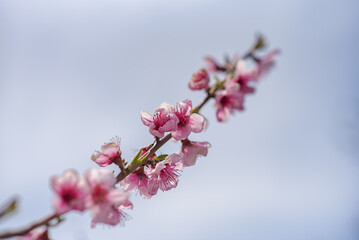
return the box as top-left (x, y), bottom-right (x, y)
top-left (0, 198), bottom-right (18, 220)
top-left (156, 154), bottom-right (168, 162)
top-left (131, 148), bottom-right (144, 165)
top-left (253, 34), bottom-right (266, 50)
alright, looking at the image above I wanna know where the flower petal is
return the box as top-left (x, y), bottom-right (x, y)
top-left (188, 113), bottom-right (204, 133)
top-left (171, 126), bottom-right (192, 141)
top-left (140, 111), bottom-right (153, 126)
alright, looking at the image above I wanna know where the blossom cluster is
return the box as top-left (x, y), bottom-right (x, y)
top-left (41, 97), bottom-right (211, 237)
top-left (93, 99), bottom-right (210, 199)
top-left (2, 36), bottom-right (278, 240)
top-left (190, 49), bottom-right (279, 122)
top-left (51, 168), bottom-right (132, 228)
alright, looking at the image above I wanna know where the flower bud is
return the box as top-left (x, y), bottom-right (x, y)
top-left (188, 69), bottom-right (209, 90)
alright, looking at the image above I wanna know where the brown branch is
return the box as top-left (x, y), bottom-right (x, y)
top-left (0, 212), bottom-right (59, 239)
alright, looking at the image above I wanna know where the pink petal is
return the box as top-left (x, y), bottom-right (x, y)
top-left (91, 153), bottom-right (112, 167)
top-left (216, 108), bottom-right (230, 122)
top-left (146, 178), bottom-right (160, 197)
top-left (85, 168), bottom-right (115, 189)
top-left (52, 196), bottom-right (70, 214)
top-left (159, 102), bottom-right (175, 112)
top-left (140, 111), bottom-right (153, 126)
top-left (158, 118), bottom-right (179, 133)
top-left (138, 178), bottom-right (156, 199)
top-left (120, 174), bottom-right (139, 192)
top-left (188, 113), bottom-right (204, 133)
top-left (164, 153), bottom-right (182, 164)
top-left (179, 99), bottom-right (192, 115)
top-left (171, 125), bottom-right (192, 141)
top-left (236, 60), bottom-right (247, 75)
top-left (101, 143), bottom-right (120, 157)
top-left (180, 141), bottom-right (211, 167)
top-left (148, 162), bottom-right (166, 176)
top-left (107, 189), bottom-right (130, 206)
top-left (90, 204), bottom-right (126, 227)
top-left (149, 127), bottom-right (164, 138)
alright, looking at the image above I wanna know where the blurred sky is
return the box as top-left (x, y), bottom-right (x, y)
top-left (1, 0), bottom-right (359, 239)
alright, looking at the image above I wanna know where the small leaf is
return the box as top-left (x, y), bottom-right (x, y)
top-left (253, 34), bottom-right (266, 50)
top-left (131, 148), bottom-right (144, 165)
top-left (156, 154), bottom-right (168, 162)
top-left (0, 197), bottom-right (18, 220)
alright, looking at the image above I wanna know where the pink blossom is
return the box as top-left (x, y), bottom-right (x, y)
top-left (179, 140), bottom-right (211, 167)
top-left (230, 60), bottom-right (257, 94)
top-left (141, 103), bottom-right (179, 138)
top-left (121, 154), bottom-right (182, 199)
top-left (255, 49), bottom-right (279, 80)
top-left (84, 169), bottom-right (132, 227)
top-left (15, 228), bottom-right (50, 240)
top-left (189, 68), bottom-right (209, 90)
top-left (146, 153), bottom-right (182, 192)
top-left (171, 99), bottom-right (205, 141)
top-left (120, 147), bottom-right (159, 199)
top-left (120, 171), bottom-right (158, 199)
top-left (91, 137), bottom-right (121, 167)
top-left (51, 169), bottom-right (88, 214)
top-left (215, 81), bottom-right (244, 122)
top-left (89, 192), bottom-right (132, 228)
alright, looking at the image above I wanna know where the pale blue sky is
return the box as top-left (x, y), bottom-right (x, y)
top-left (0, 0), bottom-right (358, 239)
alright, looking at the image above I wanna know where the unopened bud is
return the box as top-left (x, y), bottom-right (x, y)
top-left (188, 68), bottom-right (210, 90)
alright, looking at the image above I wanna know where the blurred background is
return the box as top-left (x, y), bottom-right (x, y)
top-left (1, 0), bottom-right (358, 239)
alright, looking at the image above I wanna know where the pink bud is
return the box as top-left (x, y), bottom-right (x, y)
top-left (189, 68), bottom-right (209, 90)
top-left (91, 137), bottom-right (121, 167)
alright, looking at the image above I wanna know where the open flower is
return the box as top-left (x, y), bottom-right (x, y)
top-left (120, 170), bottom-right (158, 199)
top-left (120, 147), bottom-right (160, 199)
top-left (230, 60), bottom-right (257, 94)
top-left (141, 103), bottom-right (179, 138)
top-left (85, 169), bottom-right (132, 227)
top-left (215, 81), bottom-right (244, 122)
top-left (171, 99), bottom-right (205, 141)
top-left (51, 169), bottom-right (88, 214)
top-left (146, 153), bottom-right (182, 192)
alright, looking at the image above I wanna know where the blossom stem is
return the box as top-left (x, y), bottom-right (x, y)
top-left (0, 212), bottom-right (60, 238)
top-left (192, 91), bottom-right (214, 114)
